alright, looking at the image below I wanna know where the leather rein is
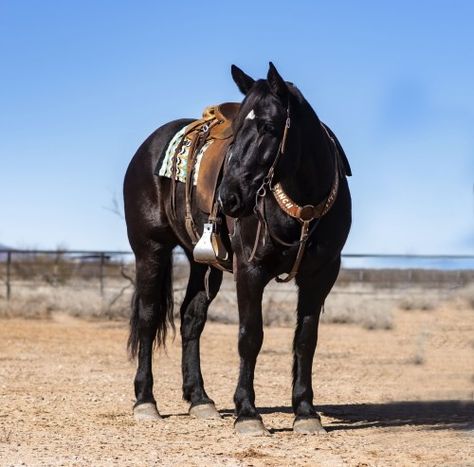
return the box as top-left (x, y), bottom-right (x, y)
top-left (236, 103), bottom-right (341, 282)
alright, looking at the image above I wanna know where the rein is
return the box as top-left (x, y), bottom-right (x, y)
top-left (238, 103), bottom-right (341, 282)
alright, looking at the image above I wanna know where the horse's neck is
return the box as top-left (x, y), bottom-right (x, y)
top-left (280, 116), bottom-right (334, 206)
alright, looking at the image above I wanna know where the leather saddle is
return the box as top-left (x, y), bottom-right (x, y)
top-left (193, 103), bottom-right (240, 213)
top-left (169, 102), bottom-right (240, 272)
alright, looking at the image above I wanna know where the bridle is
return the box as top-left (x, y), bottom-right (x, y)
top-left (232, 100), bottom-right (341, 282)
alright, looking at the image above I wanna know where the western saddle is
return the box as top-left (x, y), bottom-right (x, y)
top-left (168, 102), bottom-right (240, 272)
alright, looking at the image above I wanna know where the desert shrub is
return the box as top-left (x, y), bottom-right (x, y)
top-left (399, 296), bottom-right (436, 311)
top-left (205, 279), bottom-right (298, 326)
top-left (0, 287), bottom-right (54, 319)
top-left (262, 295), bottom-right (296, 327)
top-left (407, 331), bottom-right (429, 365)
top-left (457, 283), bottom-right (474, 309)
top-left (0, 279), bottom-right (390, 331)
top-left (0, 281), bottom-right (133, 320)
top-left (321, 295), bottom-right (394, 330)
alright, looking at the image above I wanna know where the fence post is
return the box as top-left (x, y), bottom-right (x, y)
top-left (6, 251), bottom-right (11, 301)
top-left (99, 253), bottom-right (105, 297)
top-left (54, 250), bottom-right (61, 286)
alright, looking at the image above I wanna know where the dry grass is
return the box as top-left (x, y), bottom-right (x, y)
top-left (399, 296), bottom-right (437, 311)
top-left (322, 293), bottom-right (394, 330)
top-left (207, 281), bottom-right (396, 329)
top-left (408, 330), bottom-right (430, 365)
top-left (457, 283), bottom-right (474, 309)
top-left (1, 277), bottom-right (471, 332)
top-left (440, 282), bottom-right (474, 311)
top-left (0, 281), bottom-right (132, 320)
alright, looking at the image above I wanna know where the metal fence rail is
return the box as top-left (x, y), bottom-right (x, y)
top-left (0, 250), bottom-right (133, 301)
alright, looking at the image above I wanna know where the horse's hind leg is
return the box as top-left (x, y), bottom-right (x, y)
top-left (180, 260), bottom-right (222, 419)
top-left (128, 245), bottom-right (174, 421)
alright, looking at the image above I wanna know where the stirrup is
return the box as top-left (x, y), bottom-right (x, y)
top-left (193, 222), bottom-right (230, 265)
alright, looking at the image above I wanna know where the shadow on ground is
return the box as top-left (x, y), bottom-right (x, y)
top-left (221, 400), bottom-right (474, 431)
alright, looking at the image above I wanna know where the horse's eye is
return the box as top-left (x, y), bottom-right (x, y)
top-left (260, 122), bottom-right (276, 135)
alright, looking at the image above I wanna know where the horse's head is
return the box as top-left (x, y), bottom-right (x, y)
top-left (219, 62), bottom-right (294, 218)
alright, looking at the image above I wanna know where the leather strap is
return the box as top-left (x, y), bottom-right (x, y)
top-left (184, 125), bottom-right (213, 244)
top-left (274, 220), bottom-right (311, 283)
top-left (271, 148), bottom-right (339, 223)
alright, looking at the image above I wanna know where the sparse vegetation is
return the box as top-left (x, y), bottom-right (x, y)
top-left (458, 283), bottom-right (474, 309)
top-left (0, 278), bottom-right (395, 331)
top-left (399, 296), bottom-right (436, 311)
top-left (408, 330), bottom-right (430, 365)
top-left (1, 253), bottom-right (472, 333)
top-left (0, 281), bottom-right (132, 320)
top-left (322, 295), bottom-right (394, 330)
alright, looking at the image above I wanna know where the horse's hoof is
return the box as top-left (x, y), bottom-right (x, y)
top-left (189, 403), bottom-right (221, 420)
top-left (235, 418), bottom-right (270, 436)
top-left (133, 402), bottom-right (163, 421)
top-left (293, 417), bottom-right (326, 434)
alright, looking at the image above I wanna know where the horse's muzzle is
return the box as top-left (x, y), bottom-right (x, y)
top-left (218, 188), bottom-right (243, 218)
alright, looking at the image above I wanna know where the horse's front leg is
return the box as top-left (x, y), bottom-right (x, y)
top-left (292, 257), bottom-right (341, 434)
top-left (233, 264), bottom-right (270, 436)
top-left (180, 262), bottom-right (222, 419)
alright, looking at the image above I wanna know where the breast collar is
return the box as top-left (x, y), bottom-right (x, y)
top-left (271, 125), bottom-right (340, 223)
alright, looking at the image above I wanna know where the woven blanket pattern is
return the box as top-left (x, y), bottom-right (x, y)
top-left (159, 125), bottom-right (212, 185)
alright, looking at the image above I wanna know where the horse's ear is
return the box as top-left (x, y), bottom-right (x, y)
top-left (231, 65), bottom-right (255, 95)
top-left (267, 62), bottom-right (288, 100)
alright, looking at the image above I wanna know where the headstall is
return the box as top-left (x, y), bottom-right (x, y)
top-left (239, 102), bottom-right (341, 282)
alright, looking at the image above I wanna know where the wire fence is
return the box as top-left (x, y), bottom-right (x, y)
top-left (0, 249), bottom-right (473, 326)
top-left (0, 250), bottom-right (132, 301)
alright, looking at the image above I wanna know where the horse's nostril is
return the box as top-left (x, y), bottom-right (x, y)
top-left (228, 193), bottom-right (239, 207)
top-left (220, 190), bottom-right (241, 216)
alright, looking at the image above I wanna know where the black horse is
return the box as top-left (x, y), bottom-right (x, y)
top-left (123, 63), bottom-right (351, 435)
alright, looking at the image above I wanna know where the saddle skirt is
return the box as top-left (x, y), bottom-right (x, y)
top-left (158, 102), bottom-right (240, 214)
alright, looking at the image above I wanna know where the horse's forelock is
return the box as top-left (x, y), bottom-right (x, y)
top-left (233, 80), bottom-right (271, 130)
top-left (235, 80), bottom-right (298, 135)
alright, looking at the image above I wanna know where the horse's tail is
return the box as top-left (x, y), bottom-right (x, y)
top-left (127, 254), bottom-right (174, 359)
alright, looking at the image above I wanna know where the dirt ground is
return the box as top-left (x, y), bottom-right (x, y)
top-left (0, 304), bottom-right (473, 466)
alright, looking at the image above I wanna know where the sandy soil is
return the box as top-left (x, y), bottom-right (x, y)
top-left (0, 305), bottom-right (473, 466)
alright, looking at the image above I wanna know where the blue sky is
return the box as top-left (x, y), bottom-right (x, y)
top-left (0, 1), bottom-right (472, 253)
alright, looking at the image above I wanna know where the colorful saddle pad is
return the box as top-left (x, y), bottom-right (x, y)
top-left (158, 125), bottom-right (213, 185)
